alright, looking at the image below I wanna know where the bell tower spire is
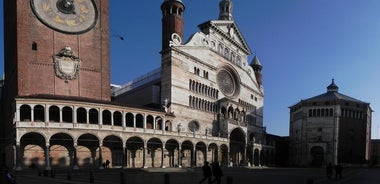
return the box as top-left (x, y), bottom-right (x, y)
top-left (250, 56), bottom-right (263, 86)
top-left (219, 0), bottom-right (233, 20)
top-left (161, 0), bottom-right (185, 51)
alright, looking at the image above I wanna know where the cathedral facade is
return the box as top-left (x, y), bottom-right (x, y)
top-left (1, 0), bottom-right (273, 170)
top-left (289, 80), bottom-right (372, 166)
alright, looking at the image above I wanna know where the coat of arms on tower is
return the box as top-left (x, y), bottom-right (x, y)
top-left (53, 46), bottom-right (81, 82)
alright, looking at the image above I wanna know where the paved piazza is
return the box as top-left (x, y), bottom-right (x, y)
top-left (8, 167), bottom-right (380, 184)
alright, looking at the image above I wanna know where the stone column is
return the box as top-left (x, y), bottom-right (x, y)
top-left (31, 106), bottom-right (35, 122)
top-left (133, 113), bottom-right (136, 128)
top-left (73, 143), bottom-right (79, 170)
top-left (86, 108), bottom-right (90, 124)
top-left (99, 109), bottom-right (103, 126)
top-left (59, 107), bottom-right (63, 123)
top-left (99, 144), bottom-right (104, 169)
top-left (16, 105), bottom-right (20, 121)
top-left (178, 146), bottom-right (182, 168)
top-left (15, 143), bottom-right (22, 171)
top-left (45, 105), bottom-right (49, 122)
top-left (122, 112), bottom-right (126, 129)
top-left (251, 145), bottom-right (255, 167)
top-left (143, 114), bottom-right (146, 130)
top-left (111, 110), bottom-right (114, 126)
top-left (45, 144), bottom-right (51, 170)
top-left (143, 145), bottom-right (147, 168)
top-left (161, 146), bottom-right (166, 168)
top-left (162, 117), bottom-right (166, 134)
top-left (123, 146), bottom-right (127, 169)
top-left (192, 147), bottom-right (196, 167)
top-left (73, 107), bottom-right (77, 124)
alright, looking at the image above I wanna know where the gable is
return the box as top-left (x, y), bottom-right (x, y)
top-left (198, 20), bottom-right (251, 55)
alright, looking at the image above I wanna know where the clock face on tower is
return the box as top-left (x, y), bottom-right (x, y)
top-left (30, 0), bottom-right (98, 34)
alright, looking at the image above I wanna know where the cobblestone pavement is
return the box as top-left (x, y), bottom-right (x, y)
top-left (7, 167), bottom-right (380, 184)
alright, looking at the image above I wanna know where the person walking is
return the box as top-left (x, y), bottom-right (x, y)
top-left (335, 163), bottom-right (343, 180)
top-left (326, 163), bottom-right (332, 179)
top-left (210, 162), bottom-right (223, 184)
top-left (199, 161), bottom-right (212, 184)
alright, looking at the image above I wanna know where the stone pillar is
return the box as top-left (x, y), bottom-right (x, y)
top-left (59, 108), bottom-right (63, 123)
top-left (31, 106), bottom-right (35, 122)
top-left (99, 109), bottom-right (103, 126)
top-left (45, 144), bottom-right (51, 170)
top-left (178, 146), bottom-right (182, 167)
top-left (16, 105), bottom-right (20, 121)
top-left (122, 112), bottom-right (126, 129)
top-left (251, 145), bottom-right (255, 167)
top-left (123, 146), bottom-right (127, 169)
top-left (162, 117), bottom-right (166, 134)
top-left (258, 150), bottom-right (261, 166)
top-left (111, 110), bottom-right (114, 126)
top-left (45, 105), bottom-right (49, 122)
top-left (98, 144), bottom-right (104, 169)
top-left (15, 143), bottom-right (22, 171)
top-left (133, 113), bottom-right (136, 128)
top-left (143, 145), bottom-right (147, 168)
top-left (192, 147), bottom-right (196, 167)
top-left (143, 114), bottom-right (146, 130)
top-left (161, 146), bottom-right (165, 168)
top-left (73, 143), bottom-right (79, 170)
top-left (73, 107), bottom-right (77, 124)
top-left (86, 108), bottom-right (90, 124)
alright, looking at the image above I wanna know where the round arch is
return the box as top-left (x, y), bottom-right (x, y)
top-left (229, 128), bottom-right (246, 166)
top-left (50, 133), bottom-right (74, 167)
top-left (147, 138), bottom-right (163, 167)
top-left (126, 136), bottom-right (144, 168)
top-left (20, 132), bottom-right (46, 168)
top-left (103, 135), bottom-right (124, 168)
top-left (77, 133), bottom-right (100, 168)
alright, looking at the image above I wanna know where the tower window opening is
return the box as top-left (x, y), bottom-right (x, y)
top-left (32, 42), bottom-right (37, 50)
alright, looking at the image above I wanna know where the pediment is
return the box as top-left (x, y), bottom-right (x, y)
top-left (198, 20), bottom-right (251, 55)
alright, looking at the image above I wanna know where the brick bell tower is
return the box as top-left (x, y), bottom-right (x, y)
top-left (161, 0), bottom-right (185, 51)
top-left (3, 0), bottom-right (111, 101)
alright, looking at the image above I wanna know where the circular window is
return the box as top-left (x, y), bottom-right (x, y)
top-left (188, 121), bottom-right (200, 132)
top-left (216, 67), bottom-right (240, 97)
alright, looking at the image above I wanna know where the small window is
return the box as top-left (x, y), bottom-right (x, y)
top-left (32, 42), bottom-right (37, 50)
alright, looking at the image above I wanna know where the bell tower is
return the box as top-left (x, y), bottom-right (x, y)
top-left (3, 0), bottom-right (110, 101)
top-left (161, 0), bottom-right (185, 51)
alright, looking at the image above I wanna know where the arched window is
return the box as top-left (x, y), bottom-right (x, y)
top-left (102, 110), bottom-right (111, 125)
top-left (49, 105), bottom-right (60, 122)
top-left (34, 105), bottom-right (45, 122)
top-left (156, 117), bottom-right (162, 130)
top-left (62, 106), bottom-right (72, 123)
top-left (89, 108), bottom-right (98, 124)
top-left (136, 114), bottom-right (144, 128)
top-left (20, 105), bottom-right (31, 121)
top-left (125, 113), bottom-right (134, 127)
top-left (77, 107), bottom-right (87, 123)
top-left (113, 111), bottom-right (122, 126)
top-left (146, 115), bottom-right (154, 129)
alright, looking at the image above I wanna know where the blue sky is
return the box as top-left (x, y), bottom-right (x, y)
top-left (1, 1), bottom-right (380, 138)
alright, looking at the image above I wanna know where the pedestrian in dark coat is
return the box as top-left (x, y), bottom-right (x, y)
top-left (326, 163), bottom-right (332, 179)
top-left (210, 162), bottom-right (223, 184)
top-left (199, 161), bottom-right (212, 184)
top-left (335, 163), bottom-right (343, 180)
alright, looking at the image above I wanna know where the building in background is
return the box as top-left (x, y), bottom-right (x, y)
top-left (289, 80), bottom-right (372, 166)
top-left (0, 0), bottom-right (273, 170)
